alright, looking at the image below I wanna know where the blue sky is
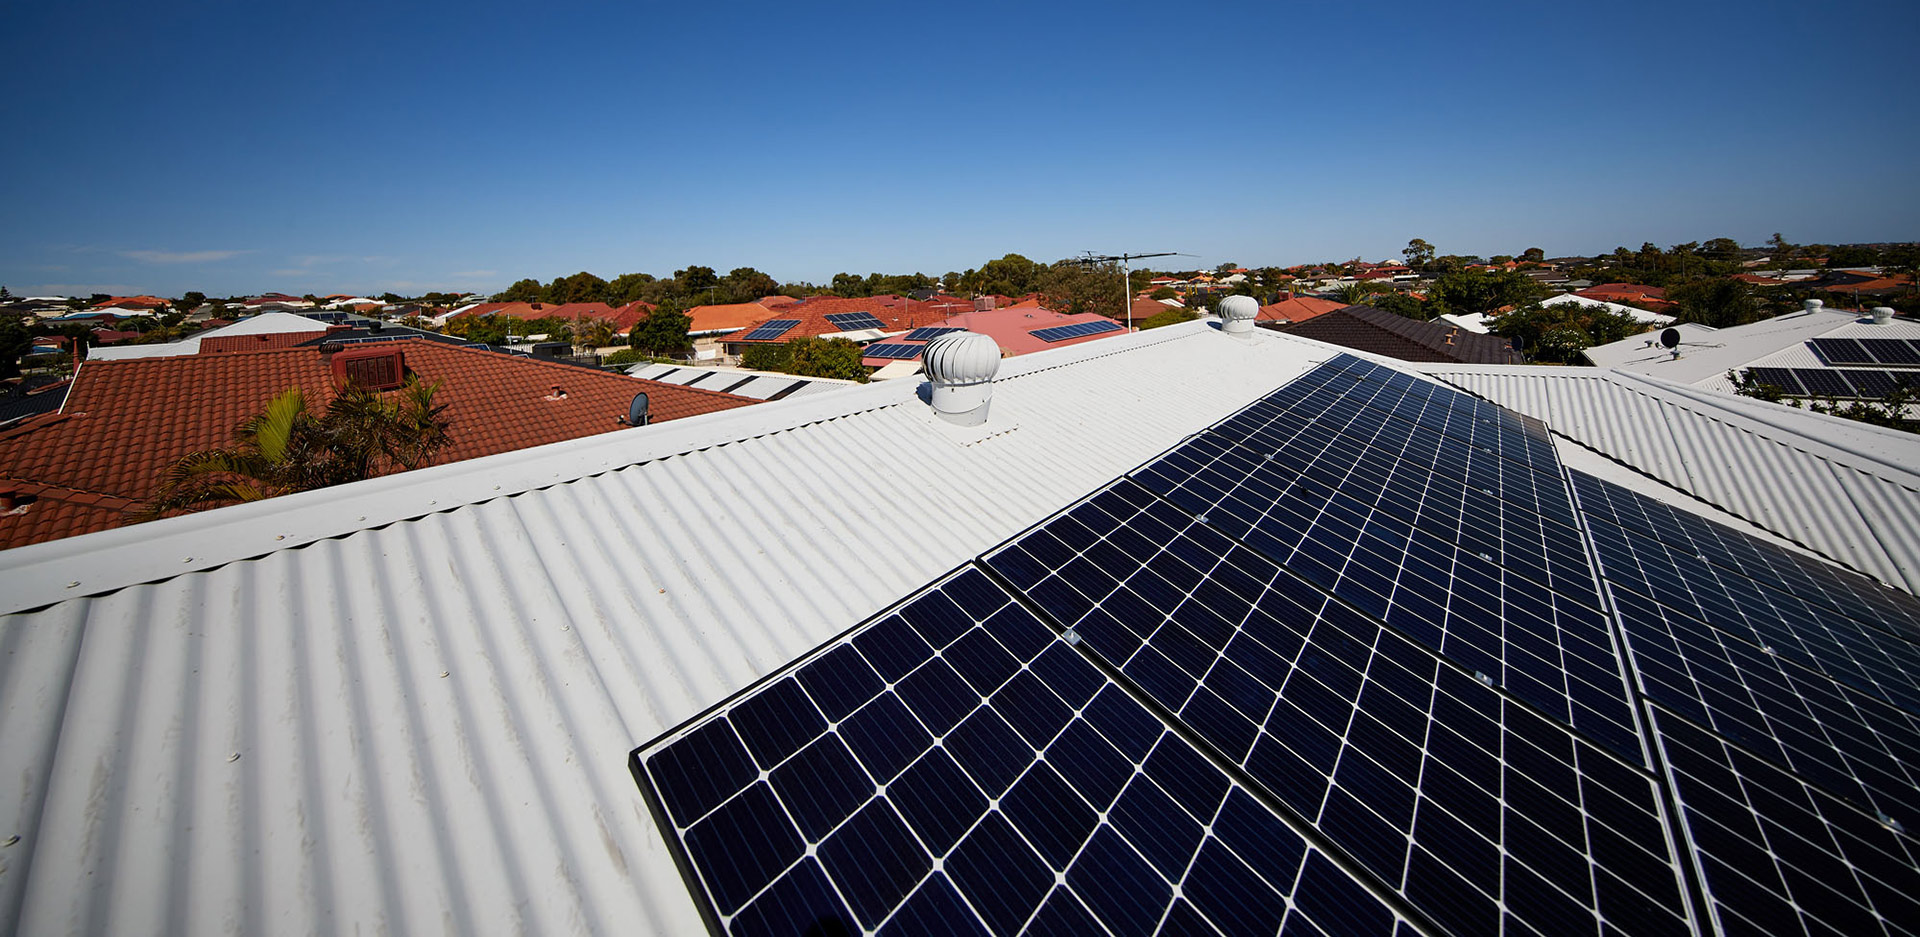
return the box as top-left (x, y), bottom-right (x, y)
top-left (5, 0), bottom-right (1916, 298)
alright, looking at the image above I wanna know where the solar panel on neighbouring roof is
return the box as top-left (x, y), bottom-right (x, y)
top-left (1030, 320), bottom-right (1124, 343)
top-left (903, 326), bottom-right (964, 342)
top-left (825, 312), bottom-right (886, 331)
top-left (1792, 368), bottom-right (1859, 397)
top-left (1811, 337), bottom-right (1875, 365)
top-left (1859, 337), bottom-right (1920, 366)
top-left (740, 319), bottom-right (800, 342)
top-left (634, 569), bottom-right (1415, 937)
top-left (860, 342), bottom-right (923, 360)
top-left (1744, 367), bottom-right (1807, 395)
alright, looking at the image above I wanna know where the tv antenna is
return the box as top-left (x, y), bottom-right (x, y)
top-left (1071, 251), bottom-right (1182, 331)
top-left (1633, 325), bottom-right (1719, 361)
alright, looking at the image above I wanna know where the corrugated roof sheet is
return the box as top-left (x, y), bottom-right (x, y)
top-left (1426, 365), bottom-right (1920, 593)
top-left (0, 321), bottom-right (1337, 936)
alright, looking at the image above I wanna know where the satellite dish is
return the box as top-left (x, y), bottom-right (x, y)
top-left (1659, 328), bottom-right (1680, 349)
top-left (622, 391), bottom-right (650, 427)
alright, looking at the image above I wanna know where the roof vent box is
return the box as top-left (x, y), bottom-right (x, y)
top-left (331, 347), bottom-right (407, 390)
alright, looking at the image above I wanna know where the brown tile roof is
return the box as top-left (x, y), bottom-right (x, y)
top-left (0, 339), bottom-right (758, 550)
top-left (1279, 305), bottom-right (1525, 365)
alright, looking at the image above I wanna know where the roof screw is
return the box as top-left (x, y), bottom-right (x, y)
top-left (65, 581), bottom-right (79, 589)
top-left (183, 557), bottom-right (192, 563)
top-left (1195, 515), bottom-right (1209, 525)
top-left (1478, 552), bottom-right (1494, 563)
top-left (439, 671), bottom-right (450, 678)
top-left (2, 835), bottom-right (18, 847)
top-left (274, 534), bottom-right (285, 541)
top-left (1062, 629), bottom-right (1082, 645)
top-left (1474, 671), bottom-right (1494, 686)
top-left (227, 752), bottom-right (240, 762)
top-left (1880, 812), bottom-right (1906, 834)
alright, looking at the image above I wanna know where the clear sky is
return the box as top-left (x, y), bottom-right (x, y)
top-left (5, 0), bottom-right (1916, 298)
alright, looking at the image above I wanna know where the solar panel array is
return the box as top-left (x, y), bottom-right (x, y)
top-left (1744, 366), bottom-right (1919, 399)
top-left (861, 342), bottom-right (924, 360)
top-left (741, 319), bottom-right (801, 342)
top-left (1811, 337), bottom-right (1920, 367)
top-left (635, 353), bottom-right (1920, 937)
top-left (1030, 320), bottom-right (1124, 343)
top-left (905, 326), bottom-right (965, 342)
top-left (637, 569), bottom-right (1418, 937)
top-left (826, 311), bottom-right (887, 331)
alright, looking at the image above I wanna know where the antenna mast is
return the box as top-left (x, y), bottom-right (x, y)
top-left (1071, 251), bottom-right (1179, 331)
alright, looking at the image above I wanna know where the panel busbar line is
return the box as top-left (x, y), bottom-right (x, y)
top-left (984, 480), bottom-right (1696, 937)
top-left (1648, 709), bottom-right (1920, 937)
top-left (634, 567), bottom-right (1419, 937)
top-left (1131, 358), bottom-right (1641, 759)
top-left (1569, 473), bottom-right (1920, 635)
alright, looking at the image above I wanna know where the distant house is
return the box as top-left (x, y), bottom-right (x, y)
top-left (715, 296), bottom-right (943, 358)
top-left (854, 300), bottom-right (1125, 368)
top-left (1576, 283), bottom-right (1673, 309)
top-left (0, 337), bottom-right (760, 549)
top-left (89, 295), bottom-right (169, 311)
top-left (1279, 304), bottom-right (1525, 364)
top-left (1256, 292), bottom-right (1347, 326)
top-left (1581, 298), bottom-right (1918, 398)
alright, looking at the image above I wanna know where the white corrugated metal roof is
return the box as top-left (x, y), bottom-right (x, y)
top-left (8, 324), bottom-right (1918, 936)
top-left (1424, 364), bottom-right (1920, 593)
top-left (0, 321), bottom-right (1343, 936)
top-left (1578, 307), bottom-right (1919, 384)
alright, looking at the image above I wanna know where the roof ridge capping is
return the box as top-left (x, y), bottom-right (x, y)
top-left (0, 322), bottom-right (1217, 613)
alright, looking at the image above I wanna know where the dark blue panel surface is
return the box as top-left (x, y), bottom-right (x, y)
top-left (984, 480), bottom-right (1694, 937)
top-left (741, 319), bottom-right (801, 341)
top-left (1030, 319), bottom-right (1124, 342)
top-left (637, 568), bottom-right (1411, 936)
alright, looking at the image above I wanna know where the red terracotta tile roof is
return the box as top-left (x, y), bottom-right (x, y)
top-left (1256, 295), bottom-right (1347, 324)
top-left (608, 301), bottom-right (655, 335)
top-left (858, 303), bottom-right (1125, 363)
top-left (199, 331), bottom-right (330, 353)
top-left (0, 339), bottom-right (758, 550)
top-left (686, 302), bottom-right (786, 334)
top-left (717, 295), bottom-right (944, 344)
top-left (91, 295), bottom-right (169, 309)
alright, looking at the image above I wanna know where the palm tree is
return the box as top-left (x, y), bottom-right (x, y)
top-left (574, 317), bottom-right (617, 352)
top-left (133, 377), bottom-right (451, 520)
top-left (1332, 281), bottom-right (1394, 305)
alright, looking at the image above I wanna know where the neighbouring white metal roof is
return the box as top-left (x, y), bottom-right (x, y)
top-left (8, 322), bottom-right (1917, 936)
top-left (1424, 364), bottom-right (1920, 593)
top-left (1579, 307), bottom-right (1917, 383)
top-left (624, 363), bottom-right (853, 400)
top-left (1539, 292), bottom-right (1676, 325)
top-left (86, 312), bottom-right (330, 360)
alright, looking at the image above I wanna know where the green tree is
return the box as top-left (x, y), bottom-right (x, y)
top-left (1668, 277), bottom-right (1757, 328)
top-left (785, 336), bottom-right (869, 382)
top-left (1489, 301), bottom-right (1650, 364)
top-left (740, 343), bottom-right (791, 372)
top-left (1333, 281), bottom-right (1394, 305)
top-left (1520, 247), bottom-right (1545, 263)
top-left (1139, 308), bottom-right (1199, 330)
top-left (0, 316), bottom-right (31, 379)
top-left (543, 271), bottom-right (609, 304)
top-left (1428, 269), bottom-right (1543, 317)
top-left (134, 378), bottom-right (451, 519)
top-left (721, 267), bottom-right (780, 303)
top-left (1403, 238), bottom-right (1436, 270)
top-left (628, 301), bottom-right (691, 356)
top-left (1040, 259), bottom-right (1130, 320)
top-left (1361, 292), bottom-right (1427, 319)
top-left (675, 266), bottom-right (719, 299)
top-left (608, 273), bottom-right (657, 305)
top-left (574, 318), bottom-right (617, 351)
top-left (497, 278), bottom-right (543, 302)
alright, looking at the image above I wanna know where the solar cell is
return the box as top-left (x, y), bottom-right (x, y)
top-left (741, 319), bottom-right (800, 342)
top-left (1030, 320), bottom-right (1124, 342)
top-left (1812, 337), bottom-right (1875, 365)
top-left (1860, 338), bottom-right (1920, 366)
top-left (1792, 368), bottom-right (1859, 397)
top-left (860, 342), bottom-right (923, 360)
top-left (635, 568), bottom-right (1415, 936)
top-left (1839, 370), bottom-right (1901, 398)
top-left (904, 326), bottom-right (964, 342)
top-left (1744, 367), bottom-right (1807, 395)
top-left (1650, 710), bottom-right (1920, 937)
top-left (825, 312), bottom-right (886, 331)
top-left (983, 481), bottom-right (1693, 937)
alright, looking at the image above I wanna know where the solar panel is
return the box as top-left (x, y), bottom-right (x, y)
top-left (1860, 338), bottom-right (1920, 366)
top-left (860, 342), bottom-right (923, 360)
top-left (1650, 710), bottom-right (1920, 937)
top-left (825, 312), bottom-right (886, 331)
top-left (1792, 368), bottom-right (1859, 397)
top-left (634, 568), bottom-right (1416, 936)
top-left (1744, 367), bottom-right (1807, 395)
top-left (982, 481), bottom-right (1693, 937)
top-left (904, 326), bottom-right (964, 342)
top-left (631, 354), bottom-right (1920, 937)
top-left (1812, 337), bottom-right (1875, 365)
top-left (1030, 320), bottom-right (1124, 343)
top-left (1841, 369), bottom-right (1901, 399)
top-left (741, 319), bottom-right (800, 342)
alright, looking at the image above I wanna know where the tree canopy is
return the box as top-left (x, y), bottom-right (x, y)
top-left (1427, 269), bottom-right (1543, 317)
